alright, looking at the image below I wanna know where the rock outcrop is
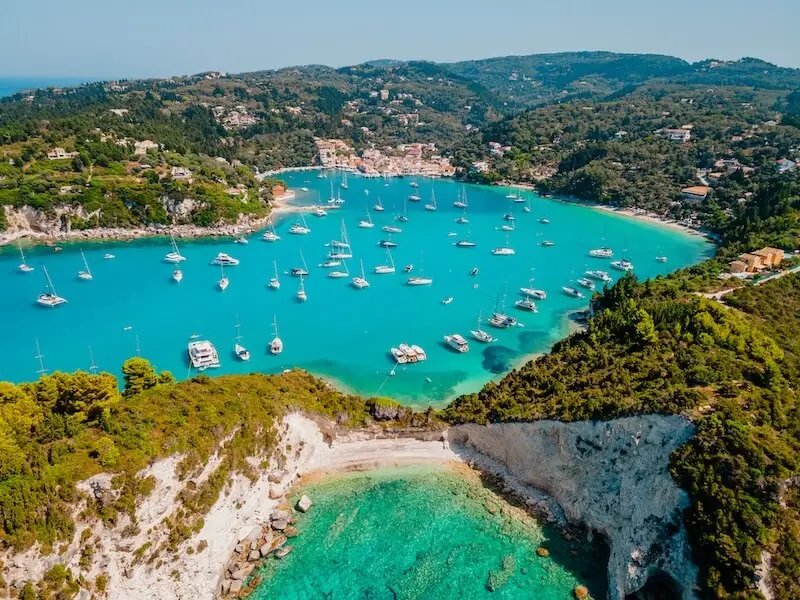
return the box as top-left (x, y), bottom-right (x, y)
top-left (450, 416), bottom-right (698, 600)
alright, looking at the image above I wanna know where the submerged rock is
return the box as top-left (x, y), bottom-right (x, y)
top-left (274, 545), bottom-right (294, 559)
top-left (574, 585), bottom-right (589, 599)
top-left (536, 547), bottom-right (550, 558)
top-left (296, 495), bottom-right (313, 513)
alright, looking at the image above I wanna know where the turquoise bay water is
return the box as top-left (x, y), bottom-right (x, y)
top-left (252, 465), bottom-right (608, 600)
top-left (0, 77), bottom-right (97, 98)
top-left (0, 175), bottom-right (712, 405)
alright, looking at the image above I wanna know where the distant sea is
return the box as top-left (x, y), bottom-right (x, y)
top-left (0, 77), bottom-right (100, 98)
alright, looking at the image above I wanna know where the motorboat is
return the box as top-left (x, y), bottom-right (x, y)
top-left (470, 267), bottom-right (479, 276)
top-left (188, 340), bottom-right (220, 370)
top-left (585, 270), bottom-right (612, 282)
top-left (577, 277), bottom-right (596, 290)
top-left (520, 287), bottom-right (547, 300)
top-left (611, 259), bottom-right (634, 272)
top-left (234, 236), bottom-right (249, 244)
top-left (589, 247), bottom-right (613, 259)
top-left (104, 253), bottom-right (115, 259)
top-left (541, 240), bottom-right (555, 247)
top-left (455, 216), bottom-right (469, 224)
top-left (492, 247), bottom-right (515, 256)
top-left (500, 223), bottom-right (515, 232)
top-left (404, 264), bottom-right (413, 273)
top-left (211, 252), bottom-right (240, 266)
top-left (441, 297), bottom-right (454, 305)
top-left (456, 239), bottom-right (476, 248)
top-left (36, 266), bottom-right (67, 307)
top-left (444, 334), bottom-right (469, 353)
top-left (539, 218), bottom-right (550, 224)
top-left (562, 286), bottom-right (585, 298)
top-left (503, 214), bottom-right (515, 222)
top-left (173, 269), bottom-right (183, 283)
top-left (656, 256), bottom-right (668, 263)
top-left (378, 239), bottom-right (398, 248)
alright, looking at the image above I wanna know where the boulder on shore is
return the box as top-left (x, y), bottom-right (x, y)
top-left (275, 545), bottom-right (294, 559)
top-left (296, 495), bottom-right (313, 513)
top-left (230, 580), bottom-right (243, 594)
top-left (269, 483), bottom-right (282, 500)
top-left (268, 471), bottom-right (287, 484)
top-left (248, 550), bottom-right (261, 562)
top-left (230, 568), bottom-right (246, 581)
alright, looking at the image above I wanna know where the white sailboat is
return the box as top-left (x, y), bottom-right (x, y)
top-left (18, 243), bottom-right (34, 273)
top-left (165, 230), bottom-right (187, 263)
top-left (328, 180), bottom-right (336, 204)
top-left (407, 251), bottom-right (432, 285)
top-left (340, 171), bottom-right (349, 189)
top-left (77, 250), bottom-right (93, 281)
top-left (424, 187), bottom-right (437, 211)
top-left (374, 248), bottom-right (396, 274)
top-left (455, 230), bottom-right (476, 248)
top-left (470, 312), bottom-right (495, 343)
top-left (352, 259), bottom-right (370, 289)
top-left (396, 196), bottom-right (409, 222)
top-left (296, 276), bottom-right (307, 301)
top-left (288, 212), bottom-right (311, 235)
top-left (36, 266), bottom-right (67, 307)
top-left (234, 317), bottom-right (250, 361)
top-left (328, 258), bottom-right (349, 278)
top-left (453, 186), bottom-right (468, 209)
top-left (218, 265), bottom-right (229, 291)
top-left (268, 260), bottom-right (280, 290)
top-left (358, 209), bottom-right (374, 228)
top-left (290, 251), bottom-right (309, 277)
top-left (261, 218), bottom-right (280, 242)
top-left (269, 316), bottom-right (283, 355)
top-left (173, 269), bottom-right (183, 283)
top-left (491, 234), bottom-right (515, 256)
top-left (373, 196), bottom-right (385, 212)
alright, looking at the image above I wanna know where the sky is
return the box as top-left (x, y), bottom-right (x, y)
top-left (1, 0), bottom-right (798, 80)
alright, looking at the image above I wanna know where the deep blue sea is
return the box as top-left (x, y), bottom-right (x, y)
top-left (0, 77), bottom-right (96, 98)
top-left (0, 174), bottom-right (713, 405)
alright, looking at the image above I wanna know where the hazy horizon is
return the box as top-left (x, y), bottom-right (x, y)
top-left (1, 0), bottom-right (798, 80)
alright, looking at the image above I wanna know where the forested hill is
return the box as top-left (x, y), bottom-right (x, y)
top-left (441, 52), bottom-right (800, 107)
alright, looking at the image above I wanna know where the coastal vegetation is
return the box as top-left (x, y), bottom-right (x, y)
top-left (0, 364), bottom-right (422, 554)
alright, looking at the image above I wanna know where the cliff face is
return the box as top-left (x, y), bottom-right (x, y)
top-left (450, 416), bottom-right (697, 600)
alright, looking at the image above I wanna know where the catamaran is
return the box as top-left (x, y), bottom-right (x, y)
top-left (234, 317), bottom-right (250, 361)
top-left (470, 313), bottom-right (495, 343)
top-left (165, 230), bottom-right (187, 262)
top-left (611, 259), bottom-right (634, 272)
top-left (269, 260), bottom-right (280, 289)
top-left (373, 196), bottom-right (385, 212)
top-left (77, 250), bottom-right (93, 281)
top-left (290, 251), bottom-right (309, 277)
top-left (173, 269), bottom-right (183, 283)
top-left (188, 340), bottom-right (220, 370)
top-left (588, 247), bottom-right (614, 258)
top-left (444, 334), bottom-right (470, 353)
top-left (312, 206), bottom-right (327, 217)
top-left (261, 218), bottom-right (280, 242)
top-left (585, 269), bottom-right (612, 282)
top-left (17, 243), bottom-right (34, 273)
top-left (297, 276), bottom-right (307, 301)
top-left (270, 316), bottom-right (283, 355)
top-left (212, 252), bottom-right (240, 266)
top-left (374, 249), bottom-right (396, 274)
top-left (358, 209), bottom-right (374, 228)
top-left (288, 213), bottom-right (311, 235)
top-left (328, 259), bottom-right (349, 278)
top-left (36, 266), bottom-right (67, 307)
top-left (424, 188), bottom-right (437, 212)
top-left (515, 296), bottom-right (538, 312)
top-left (218, 265), bottom-right (229, 291)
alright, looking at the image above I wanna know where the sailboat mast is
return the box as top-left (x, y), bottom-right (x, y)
top-left (35, 339), bottom-right (48, 376)
top-left (135, 335), bottom-right (142, 357)
top-left (88, 345), bottom-right (98, 374)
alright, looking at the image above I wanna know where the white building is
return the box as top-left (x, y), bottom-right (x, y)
top-left (47, 147), bottom-right (78, 160)
top-left (134, 140), bottom-right (159, 156)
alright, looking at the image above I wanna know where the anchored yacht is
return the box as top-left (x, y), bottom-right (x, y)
top-left (188, 340), bottom-right (220, 370)
top-left (444, 334), bottom-right (469, 353)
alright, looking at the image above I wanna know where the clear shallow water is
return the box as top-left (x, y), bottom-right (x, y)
top-left (0, 175), bottom-right (712, 405)
top-left (252, 465), bottom-right (608, 600)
